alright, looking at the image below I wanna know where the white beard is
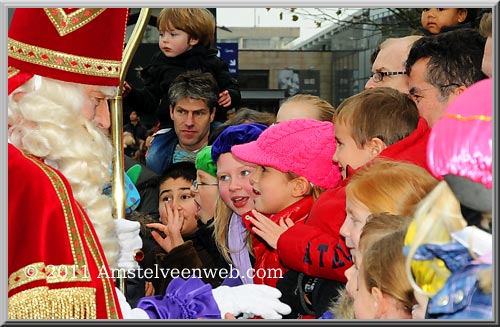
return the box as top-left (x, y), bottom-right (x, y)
top-left (8, 77), bottom-right (119, 269)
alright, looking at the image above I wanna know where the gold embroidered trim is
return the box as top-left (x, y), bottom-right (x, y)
top-left (442, 113), bottom-right (492, 122)
top-left (21, 153), bottom-right (89, 268)
top-left (13, 152), bottom-right (119, 318)
top-left (8, 66), bottom-right (20, 79)
top-left (44, 8), bottom-right (106, 37)
top-left (9, 262), bottom-right (91, 292)
top-left (8, 38), bottom-right (121, 78)
top-left (80, 207), bottom-right (120, 319)
top-left (9, 286), bottom-right (96, 319)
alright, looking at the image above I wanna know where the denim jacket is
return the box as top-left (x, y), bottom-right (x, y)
top-left (408, 242), bottom-right (492, 319)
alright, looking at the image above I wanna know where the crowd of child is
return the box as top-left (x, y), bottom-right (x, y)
top-left (8, 6), bottom-right (492, 321)
top-left (124, 6), bottom-right (494, 320)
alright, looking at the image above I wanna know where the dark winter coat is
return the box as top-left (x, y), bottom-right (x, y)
top-left (125, 44), bottom-right (240, 127)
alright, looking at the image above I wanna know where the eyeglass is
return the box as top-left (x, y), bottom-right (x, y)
top-left (370, 71), bottom-right (407, 83)
top-left (192, 180), bottom-right (218, 191)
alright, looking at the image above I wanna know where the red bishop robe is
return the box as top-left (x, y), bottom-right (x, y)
top-left (8, 143), bottom-right (122, 319)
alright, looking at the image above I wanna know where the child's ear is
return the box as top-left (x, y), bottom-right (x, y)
top-left (371, 287), bottom-right (386, 319)
top-left (291, 176), bottom-right (311, 197)
top-left (189, 38), bottom-right (200, 46)
top-left (457, 9), bottom-right (468, 23)
top-left (369, 137), bottom-right (387, 159)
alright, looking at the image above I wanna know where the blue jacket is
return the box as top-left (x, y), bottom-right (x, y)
top-left (410, 242), bottom-right (492, 319)
top-left (145, 128), bottom-right (178, 175)
top-left (146, 121), bottom-right (223, 175)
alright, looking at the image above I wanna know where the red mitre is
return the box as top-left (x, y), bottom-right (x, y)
top-left (8, 8), bottom-right (128, 94)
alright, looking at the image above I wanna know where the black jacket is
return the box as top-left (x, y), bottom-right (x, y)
top-left (142, 218), bottom-right (230, 295)
top-left (125, 44), bottom-right (241, 127)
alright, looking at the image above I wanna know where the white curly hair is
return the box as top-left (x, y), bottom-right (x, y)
top-left (8, 76), bottom-right (119, 269)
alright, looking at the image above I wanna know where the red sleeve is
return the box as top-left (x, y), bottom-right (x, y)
top-left (276, 186), bottom-right (352, 281)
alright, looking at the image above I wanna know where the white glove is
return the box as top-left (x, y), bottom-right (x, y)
top-left (115, 287), bottom-right (149, 319)
top-left (115, 218), bottom-right (142, 271)
top-left (211, 284), bottom-right (291, 319)
top-left (451, 225), bottom-right (492, 257)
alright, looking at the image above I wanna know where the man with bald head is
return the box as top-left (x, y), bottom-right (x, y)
top-left (365, 35), bottom-right (422, 93)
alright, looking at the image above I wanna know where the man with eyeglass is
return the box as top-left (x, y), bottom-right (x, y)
top-left (405, 28), bottom-right (487, 127)
top-left (365, 35), bottom-right (422, 93)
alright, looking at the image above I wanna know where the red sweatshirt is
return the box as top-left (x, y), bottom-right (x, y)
top-left (277, 117), bottom-right (432, 280)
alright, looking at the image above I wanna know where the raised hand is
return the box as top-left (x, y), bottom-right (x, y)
top-left (247, 209), bottom-right (294, 249)
top-left (122, 81), bottom-right (132, 97)
top-left (218, 90), bottom-right (232, 107)
top-left (147, 202), bottom-right (185, 252)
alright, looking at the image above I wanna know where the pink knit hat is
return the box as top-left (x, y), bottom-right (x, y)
top-left (231, 118), bottom-right (341, 189)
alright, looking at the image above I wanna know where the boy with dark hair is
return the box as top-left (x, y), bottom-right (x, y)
top-left (144, 161), bottom-right (228, 295)
top-left (420, 8), bottom-right (474, 35)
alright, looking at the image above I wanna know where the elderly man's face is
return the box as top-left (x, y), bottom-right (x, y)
top-left (81, 85), bottom-right (114, 133)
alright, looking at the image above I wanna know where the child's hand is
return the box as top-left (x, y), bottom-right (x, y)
top-left (164, 201), bottom-right (184, 238)
top-left (145, 281), bottom-right (155, 296)
top-left (218, 90), bottom-right (232, 107)
top-left (122, 81), bottom-right (132, 97)
top-left (147, 203), bottom-right (184, 252)
top-left (248, 210), bottom-right (294, 249)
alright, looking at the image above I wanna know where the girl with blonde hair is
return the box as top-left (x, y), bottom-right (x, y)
top-left (276, 94), bottom-right (336, 123)
top-left (210, 123), bottom-right (267, 285)
top-left (345, 213), bottom-right (417, 319)
top-left (341, 159), bottom-right (439, 250)
top-left (321, 159), bottom-right (438, 319)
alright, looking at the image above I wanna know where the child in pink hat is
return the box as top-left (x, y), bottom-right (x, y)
top-left (265, 87), bottom-right (429, 318)
top-left (231, 118), bottom-right (342, 289)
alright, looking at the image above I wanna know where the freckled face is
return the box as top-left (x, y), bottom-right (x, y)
top-left (216, 153), bottom-right (257, 215)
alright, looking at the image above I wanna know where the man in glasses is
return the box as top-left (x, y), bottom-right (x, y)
top-left (365, 35), bottom-right (422, 93)
top-left (405, 28), bottom-right (487, 127)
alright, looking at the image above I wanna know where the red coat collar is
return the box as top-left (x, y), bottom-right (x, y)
top-left (242, 196), bottom-right (315, 232)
